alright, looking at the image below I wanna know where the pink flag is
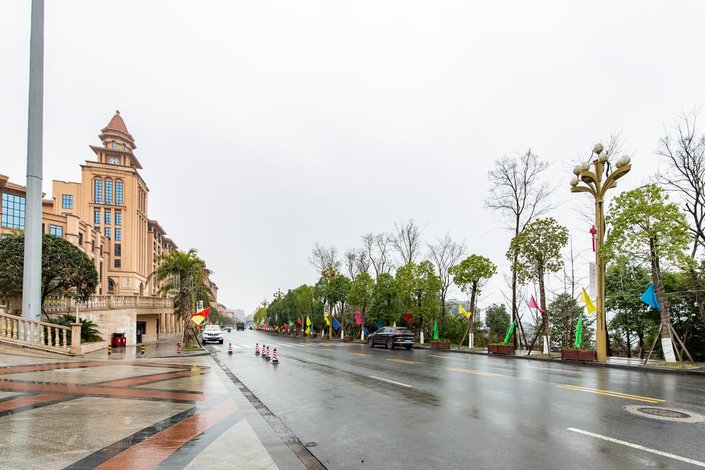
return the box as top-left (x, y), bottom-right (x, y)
top-left (528, 295), bottom-right (544, 314)
top-left (355, 312), bottom-right (362, 325)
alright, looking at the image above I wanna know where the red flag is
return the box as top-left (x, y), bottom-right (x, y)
top-left (528, 295), bottom-right (544, 314)
top-left (296, 317), bottom-right (302, 326)
top-left (355, 312), bottom-right (362, 325)
top-left (192, 307), bottom-right (210, 318)
top-left (403, 310), bottom-right (411, 322)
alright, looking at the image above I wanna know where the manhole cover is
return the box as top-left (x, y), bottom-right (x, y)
top-left (625, 406), bottom-right (705, 423)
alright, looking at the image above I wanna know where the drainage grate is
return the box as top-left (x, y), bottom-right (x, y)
top-left (625, 405), bottom-right (705, 423)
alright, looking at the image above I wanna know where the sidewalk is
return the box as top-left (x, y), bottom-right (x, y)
top-left (0, 343), bottom-right (313, 470)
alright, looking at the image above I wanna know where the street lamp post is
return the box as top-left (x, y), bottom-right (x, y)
top-left (570, 143), bottom-right (631, 362)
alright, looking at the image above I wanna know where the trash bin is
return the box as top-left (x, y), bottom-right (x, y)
top-left (112, 333), bottom-right (125, 347)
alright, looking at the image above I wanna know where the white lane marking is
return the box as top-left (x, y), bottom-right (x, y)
top-left (369, 375), bottom-right (412, 388)
top-left (567, 428), bottom-right (705, 468)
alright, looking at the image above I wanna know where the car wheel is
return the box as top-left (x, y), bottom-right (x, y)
top-left (368, 338), bottom-right (374, 348)
top-left (386, 339), bottom-right (394, 350)
top-left (405, 345), bottom-right (412, 350)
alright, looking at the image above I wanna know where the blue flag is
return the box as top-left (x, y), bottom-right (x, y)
top-left (375, 319), bottom-right (383, 330)
top-left (364, 327), bottom-right (369, 336)
top-left (332, 317), bottom-right (341, 331)
top-left (640, 283), bottom-right (661, 312)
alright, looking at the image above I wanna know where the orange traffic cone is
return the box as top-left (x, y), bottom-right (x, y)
top-left (255, 343), bottom-right (260, 355)
top-left (265, 345), bottom-right (271, 360)
top-left (228, 343), bottom-right (233, 355)
top-left (272, 348), bottom-right (279, 364)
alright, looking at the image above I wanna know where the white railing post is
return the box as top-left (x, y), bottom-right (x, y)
top-left (70, 323), bottom-right (81, 354)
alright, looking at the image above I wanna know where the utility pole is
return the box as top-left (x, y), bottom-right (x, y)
top-left (22, 0), bottom-right (44, 323)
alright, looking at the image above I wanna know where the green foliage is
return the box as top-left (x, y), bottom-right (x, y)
top-left (604, 184), bottom-right (691, 269)
top-left (253, 306), bottom-right (267, 324)
top-left (294, 285), bottom-right (314, 316)
top-left (0, 234), bottom-right (98, 317)
top-left (484, 304), bottom-right (510, 340)
top-left (153, 249), bottom-right (212, 320)
top-left (371, 272), bottom-right (401, 325)
top-left (549, 293), bottom-right (591, 349)
top-left (49, 314), bottom-right (103, 343)
top-left (508, 217), bottom-right (569, 284)
top-left (449, 254), bottom-right (497, 314)
top-left (395, 261), bottom-right (442, 326)
top-left (348, 272), bottom-right (375, 314)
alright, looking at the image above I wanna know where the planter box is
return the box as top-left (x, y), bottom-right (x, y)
top-left (561, 349), bottom-right (579, 360)
top-left (488, 344), bottom-right (515, 355)
top-left (343, 335), bottom-right (353, 342)
top-left (431, 341), bottom-right (451, 350)
top-left (577, 350), bottom-right (596, 361)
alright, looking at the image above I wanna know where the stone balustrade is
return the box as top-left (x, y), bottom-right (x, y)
top-left (0, 311), bottom-right (80, 355)
top-left (43, 295), bottom-right (174, 313)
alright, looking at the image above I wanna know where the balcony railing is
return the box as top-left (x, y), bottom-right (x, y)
top-left (0, 311), bottom-right (80, 355)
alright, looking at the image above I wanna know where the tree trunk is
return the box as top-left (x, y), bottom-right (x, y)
top-left (538, 268), bottom-right (549, 354)
top-left (650, 239), bottom-right (676, 362)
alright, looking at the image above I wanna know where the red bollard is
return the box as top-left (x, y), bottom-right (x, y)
top-left (255, 343), bottom-right (260, 355)
top-left (228, 343), bottom-right (233, 355)
top-left (272, 348), bottom-right (279, 364)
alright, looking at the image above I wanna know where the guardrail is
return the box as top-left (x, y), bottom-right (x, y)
top-left (0, 312), bottom-right (80, 355)
top-left (43, 295), bottom-right (174, 313)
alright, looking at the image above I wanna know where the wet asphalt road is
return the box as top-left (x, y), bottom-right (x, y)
top-left (207, 330), bottom-right (705, 470)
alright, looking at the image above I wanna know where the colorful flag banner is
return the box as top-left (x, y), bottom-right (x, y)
top-left (640, 283), bottom-right (661, 312)
top-left (306, 316), bottom-right (311, 326)
top-left (288, 321), bottom-right (294, 327)
top-left (503, 321), bottom-right (516, 345)
top-left (355, 312), bottom-right (362, 325)
top-left (528, 295), bottom-right (544, 314)
top-left (375, 320), bottom-right (384, 330)
top-left (305, 325), bottom-right (311, 334)
top-left (575, 314), bottom-right (583, 348)
top-left (332, 317), bottom-right (341, 331)
top-left (191, 307), bottom-right (209, 326)
top-left (578, 288), bottom-right (596, 314)
top-left (458, 304), bottom-right (472, 318)
top-left (403, 310), bottom-right (411, 322)
top-left (392, 321), bottom-right (396, 328)
top-left (296, 317), bottom-right (302, 326)
top-left (364, 327), bottom-right (369, 336)
top-left (433, 321), bottom-right (439, 340)
top-left (324, 315), bottom-right (331, 326)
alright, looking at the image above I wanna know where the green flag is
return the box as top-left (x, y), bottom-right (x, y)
top-left (574, 314), bottom-right (583, 348)
top-left (433, 321), bottom-right (439, 340)
top-left (288, 321), bottom-right (294, 327)
top-left (503, 321), bottom-right (516, 345)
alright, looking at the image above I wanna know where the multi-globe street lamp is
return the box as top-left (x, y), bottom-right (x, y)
top-left (570, 143), bottom-right (631, 362)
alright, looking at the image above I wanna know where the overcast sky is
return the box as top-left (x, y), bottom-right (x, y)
top-left (2, 1), bottom-right (705, 316)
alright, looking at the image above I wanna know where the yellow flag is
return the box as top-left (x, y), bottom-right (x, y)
top-left (306, 316), bottom-right (311, 326)
top-left (392, 321), bottom-right (396, 328)
top-left (579, 288), bottom-right (596, 314)
top-left (459, 304), bottom-right (473, 318)
top-left (324, 316), bottom-right (331, 326)
top-left (305, 326), bottom-right (311, 334)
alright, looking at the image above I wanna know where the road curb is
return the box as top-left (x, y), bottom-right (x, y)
top-left (438, 348), bottom-right (705, 376)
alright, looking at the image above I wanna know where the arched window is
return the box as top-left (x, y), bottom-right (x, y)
top-left (111, 141), bottom-right (116, 149)
top-left (93, 178), bottom-right (103, 203)
top-left (108, 278), bottom-right (115, 293)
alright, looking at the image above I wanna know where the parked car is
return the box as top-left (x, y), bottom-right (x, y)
top-left (236, 322), bottom-right (245, 331)
top-left (368, 327), bottom-right (415, 350)
top-left (201, 324), bottom-right (224, 344)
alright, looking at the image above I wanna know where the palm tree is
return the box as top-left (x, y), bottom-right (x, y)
top-left (152, 249), bottom-right (213, 346)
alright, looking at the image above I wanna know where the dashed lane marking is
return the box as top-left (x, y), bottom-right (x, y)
top-left (387, 359), bottom-right (421, 365)
top-left (567, 428), bottom-right (705, 468)
top-left (558, 384), bottom-right (664, 404)
top-left (349, 353), bottom-right (370, 357)
top-left (368, 376), bottom-right (413, 388)
top-left (446, 367), bottom-right (504, 378)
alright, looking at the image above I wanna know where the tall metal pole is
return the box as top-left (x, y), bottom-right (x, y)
top-left (22, 0), bottom-right (45, 322)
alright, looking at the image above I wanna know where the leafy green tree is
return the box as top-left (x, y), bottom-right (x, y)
top-left (485, 304), bottom-right (511, 341)
top-left (371, 272), bottom-right (400, 326)
top-left (348, 272), bottom-right (375, 335)
top-left (329, 274), bottom-right (351, 330)
top-left (604, 184), bottom-right (692, 362)
top-left (294, 284), bottom-right (314, 322)
top-left (449, 254), bottom-right (497, 345)
top-left (606, 263), bottom-right (658, 358)
top-left (0, 233), bottom-right (98, 320)
top-left (153, 248), bottom-right (213, 346)
top-left (253, 306), bottom-right (267, 324)
top-left (508, 217), bottom-right (569, 350)
top-left (548, 293), bottom-right (591, 349)
top-left (396, 261), bottom-right (442, 339)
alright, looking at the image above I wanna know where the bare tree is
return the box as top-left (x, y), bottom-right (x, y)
top-left (392, 219), bottom-right (422, 266)
top-left (343, 248), bottom-right (359, 279)
top-left (361, 233), bottom-right (393, 279)
top-left (657, 110), bottom-right (705, 257)
top-left (485, 149), bottom-right (553, 347)
top-left (355, 248), bottom-right (372, 275)
top-left (428, 234), bottom-right (465, 316)
top-left (309, 243), bottom-right (340, 275)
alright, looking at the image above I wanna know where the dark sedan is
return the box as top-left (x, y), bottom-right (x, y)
top-left (368, 327), bottom-right (415, 350)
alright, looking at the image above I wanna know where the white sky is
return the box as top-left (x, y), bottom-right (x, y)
top-left (2, 1), bottom-right (704, 315)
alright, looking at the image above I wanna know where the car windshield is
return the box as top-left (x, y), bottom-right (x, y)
top-left (204, 325), bottom-right (221, 331)
top-left (395, 328), bottom-right (412, 333)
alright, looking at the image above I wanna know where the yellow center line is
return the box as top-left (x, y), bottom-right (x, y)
top-left (447, 367), bottom-right (504, 378)
top-left (387, 359), bottom-right (421, 365)
top-left (557, 384), bottom-right (664, 403)
top-left (350, 352), bottom-right (370, 357)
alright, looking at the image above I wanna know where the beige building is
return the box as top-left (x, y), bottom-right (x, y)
top-left (0, 111), bottom-right (218, 343)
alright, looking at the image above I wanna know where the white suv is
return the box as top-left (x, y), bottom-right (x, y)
top-left (201, 324), bottom-right (224, 344)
